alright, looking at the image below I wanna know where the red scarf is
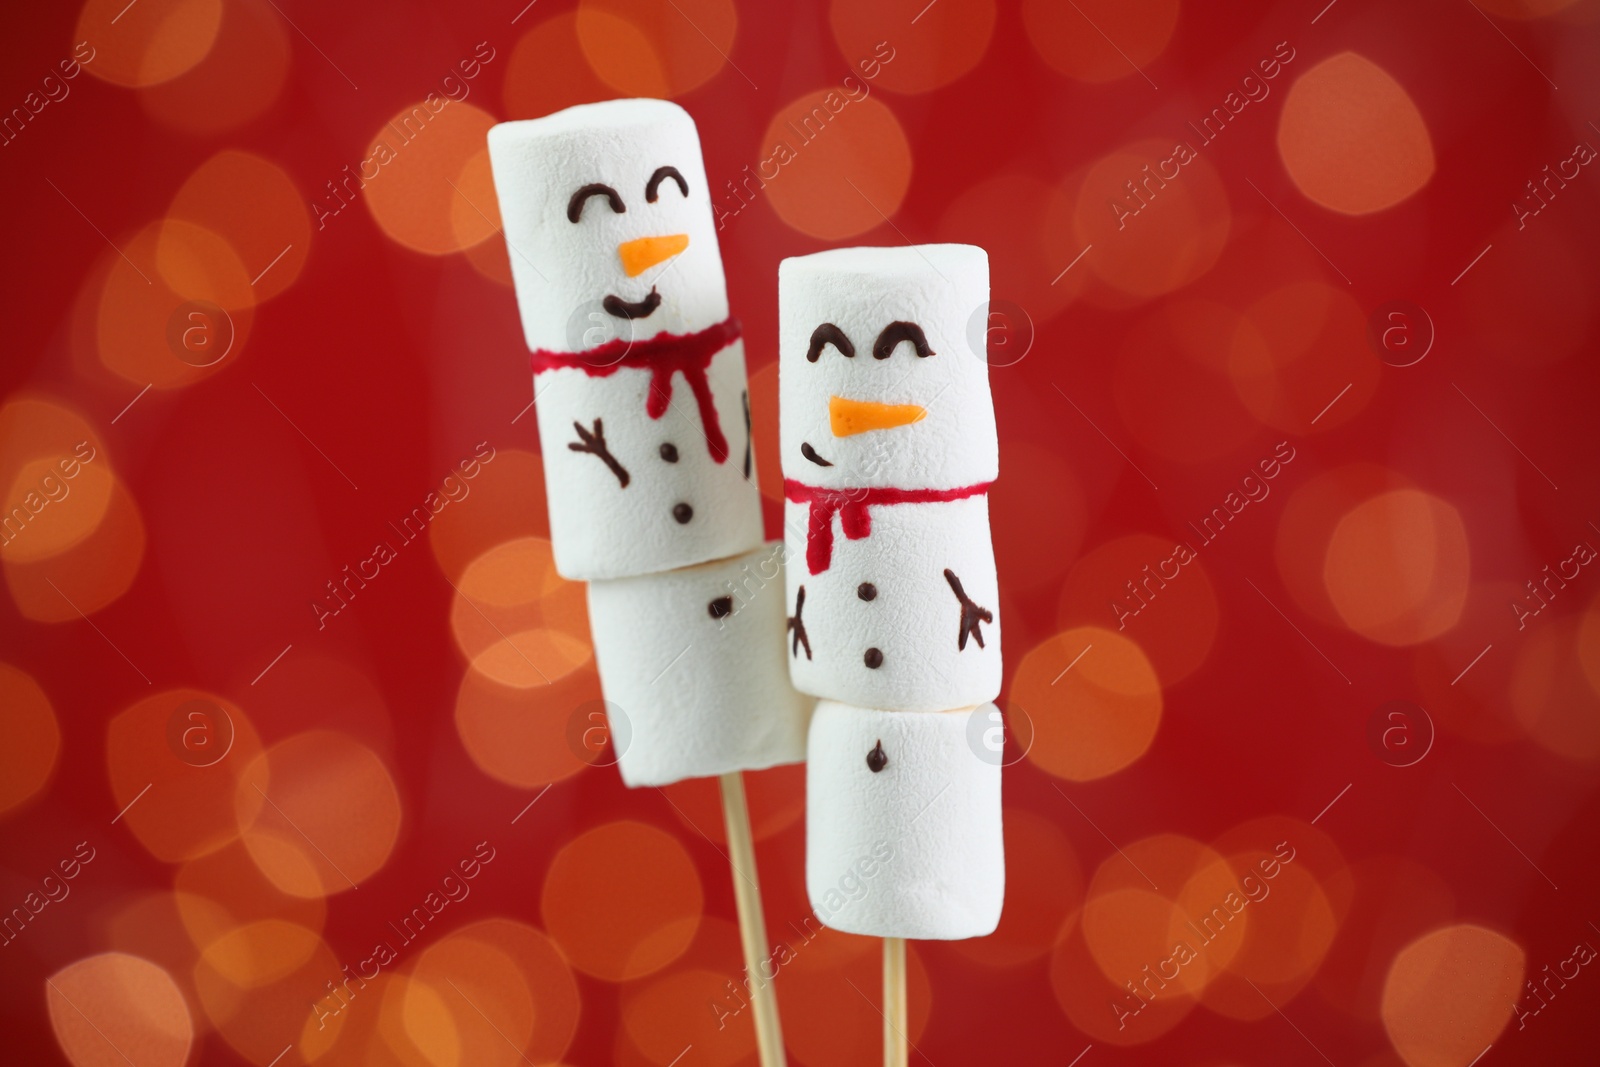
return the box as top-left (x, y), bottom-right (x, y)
top-left (530, 317), bottom-right (740, 463)
top-left (784, 478), bottom-right (994, 575)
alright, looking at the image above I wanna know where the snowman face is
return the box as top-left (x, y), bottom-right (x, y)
top-left (488, 99), bottom-right (730, 352)
top-left (779, 245), bottom-right (997, 490)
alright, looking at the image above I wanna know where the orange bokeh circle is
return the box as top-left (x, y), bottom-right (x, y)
top-left (364, 102), bottom-right (501, 255)
top-left (541, 820), bottom-right (703, 982)
top-left (407, 919), bottom-right (581, 1066)
top-left (47, 953), bottom-right (193, 1067)
top-left (1046, 139), bottom-right (1231, 301)
top-left (504, 13), bottom-right (618, 119)
top-left (1016, 626), bottom-right (1163, 782)
top-left (1381, 924), bottom-right (1524, 1067)
top-left (1278, 52), bottom-right (1435, 216)
top-left (1322, 488), bottom-right (1470, 646)
top-left (234, 730), bottom-right (403, 897)
top-left (139, 0), bottom-right (291, 135)
top-left (170, 150), bottom-right (311, 302)
top-left (759, 92), bottom-right (913, 240)
top-left (107, 689), bottom-right (264, 863)
top-left (576, 0), bottom-right (738, 97)
top-left (454, 663), bottom-right (596, 788)
top-left (76, 0), bottom-right (223, 88)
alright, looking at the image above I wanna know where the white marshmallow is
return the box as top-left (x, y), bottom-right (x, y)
top-left (806, 701), bottom-right (1003, 940)
top-left (776, 245), bottom-right (1000, 710)
top-left (778, 244), bottom-right (996, 490)
top-left (782, 493), bottom-right (1001, 712)
top-left (586, 541), bottom-right (812, 788)
top-left (530, 339), bottom-right (762, 580)
top-left (488, 100), bottom-right (761, 579)
top-left (488, 99), bottom-right (730, 351)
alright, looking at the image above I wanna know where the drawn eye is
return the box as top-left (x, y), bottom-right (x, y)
top-left (646, 165), bottom-right (689, 202)
top-left (806, 323), bottom-right (855, 362)
top-left (872, 321), bottom-right (934, 360)
top-left (567, 183), bottom-right (625, 222)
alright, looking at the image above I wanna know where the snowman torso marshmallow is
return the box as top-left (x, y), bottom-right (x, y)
top-left (778, 245), bottom-right (1001, 712)
top-left (488, 99), bottom-right (760, 581)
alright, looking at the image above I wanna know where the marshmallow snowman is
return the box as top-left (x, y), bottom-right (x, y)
top-left (778, 245), bottom-right (1001, 712)
top-left (488, 101), bottom-right (810, 789)
top-left (488, 99), bottom-right (761, 582)
top-left (781, 245), bottom-right (1005, 941)
top-left (586, 542), bottom-right (809, 787)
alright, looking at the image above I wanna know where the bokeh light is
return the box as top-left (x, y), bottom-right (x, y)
top-left (775, 927), bottom-right (931, 1067)
top-left (759, 91), bottom-right (913, 240)
top-left (407, 919), bottom-right (581, 1066)
top-left (139, 0), bottom-right (291, 134)
top-left (454, 663), bottom-right (595, 788)
top-left (1322, 488), bottom-right (1470, 646)
top-left (504, 13), bottom-right (618, 118)
top-left (235, 730), bottom-right (403, 897)
top-left (576, 0), bottom-right (737, 97)
top-left (170, 150), bottom-right (310, 302)
top-left (107, 689), bottom-right (264, 863)
top-left (1381, 924), bottom-right (1524, 1067)
top-left (364, 102), bottom-right (501, 256)
top-left (541, 820), bottom-right (703, 981)
top-left (1046, 139), bottom-right (1231, 301)
top-left (76, 0), bottom-right (223, 88)
top-left (1509, 617), bottom-right (1600, 760)
top-left (1278, 52), bottom-right (1435, 216)
top-left (46, 953), bottom-right (193, 1067)
top-left (1016, 625), bottom-right (1163, 781)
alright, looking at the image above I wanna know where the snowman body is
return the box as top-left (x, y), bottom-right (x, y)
top-left (782, 493), bottom-right (999, 712)
top-left (779, 244), bottom-right (1004, 939)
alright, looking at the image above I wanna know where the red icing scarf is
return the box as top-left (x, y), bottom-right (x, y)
top-left (784, 478), bottom-right (994, 575)
top-left (529, 317), bottom-right (740, 463)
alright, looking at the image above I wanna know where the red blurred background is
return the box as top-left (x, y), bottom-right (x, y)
top-left (3, 0), bottom-right (1600, 1064)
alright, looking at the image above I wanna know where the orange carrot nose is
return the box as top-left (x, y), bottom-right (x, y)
top-left (829, 396), bottom-right (927, 437)
top-left (618, 234), bottom-right (689, 276)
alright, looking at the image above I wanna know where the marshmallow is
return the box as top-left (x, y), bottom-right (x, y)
top-left (782, 493), bottom-right (1001, 711)
top-left (585, 541), bottom-right (812, 788)
top-left (806, 701), bottom-right (1003, 940)
top-left (489, 100), bottom-right (761, 580)
top-left (778, 244), bottom-right (996, 491)
top-left (777, 244), bottom-right (1001, 711)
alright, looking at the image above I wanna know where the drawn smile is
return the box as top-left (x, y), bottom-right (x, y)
top-left (603, 287), bottom-right (661, 319)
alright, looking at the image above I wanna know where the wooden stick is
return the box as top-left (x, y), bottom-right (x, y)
top-left (719, 771), bottom-right (786, 1067)
top-left (884, 937), bottom-right (907, 1067)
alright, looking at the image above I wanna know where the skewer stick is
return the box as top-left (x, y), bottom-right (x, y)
top-left (884, 937), bottom-right (907, 1067)
top-left (719, 770), bottom-right (786, 1067)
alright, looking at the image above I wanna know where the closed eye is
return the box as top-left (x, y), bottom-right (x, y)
top-left (872, 321), bottom-right (934, 359)
top-left (646, 165), bottom-right (689, 203)
top-left (568, 183), bottom-right (626, 222)
top-left (806, 322), bottom-right (855, 362)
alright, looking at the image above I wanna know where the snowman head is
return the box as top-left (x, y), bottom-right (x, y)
top-left (488, 99), bottom-right (729, 353)
top-left (779, 245), bottom-right (997, 490)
